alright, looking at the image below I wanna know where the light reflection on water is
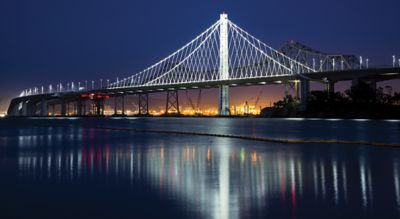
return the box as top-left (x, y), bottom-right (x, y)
top-left (14, 137), bottom-right (399, 218)
top-left (1, 118), bottom-right (400, 218)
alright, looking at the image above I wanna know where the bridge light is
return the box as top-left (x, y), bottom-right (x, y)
top-left (393, 55), bottom-right (396, 67)
top-left (320, 60), bottom-right (323, 71)
top-left (359, 56), bottom-right (363, 69)
top-left (366, 58), bottom-right (369, 69)
top-left (341, 60), bottom-right (344, 70)
top-left (332, 58), bottom-right (335, 70)
top-left (312, 58), bottom-right (316, 70)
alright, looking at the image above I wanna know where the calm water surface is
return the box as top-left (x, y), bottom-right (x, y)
top-left (0, 117), bottom-right (400, 219)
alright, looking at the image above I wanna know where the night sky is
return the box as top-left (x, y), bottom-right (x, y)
top-left (1, 0), bottom-right (400, 112)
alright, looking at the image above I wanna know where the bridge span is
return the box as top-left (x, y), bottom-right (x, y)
top-left (7, 14), bottom-right (400, 117)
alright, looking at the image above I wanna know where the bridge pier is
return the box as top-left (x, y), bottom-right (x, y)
top-left (21, 101), bottom-right (36, 116)
top-left (113, 95), bottom-right (126, 116)
top-left (218, 13), bottom-right (230, 116)
top-left (122, 95), bottom-right (125, 115)
top-left (77, 100), bottom-right (83, 116)
top-left (61, 102), bottom-right (67, 116)
top-left (50, 104), bottom-right (55, 116)
top-left (83, 100), bottom-right (87, 116)
top-left (299, 79), bottom-right (310, 111)
top-left (219, 85), bottom-right (230, 116)
top-left (326, 81), bottom-right (335, 93)
top-left (326, 81), bottom-right (335, 98)
top-left (40, 99), bottom-right (48, 116)
top-left (138, 93), bottom-right (149, 115)
top-left (7, 101), bottom-right (19, 116)
top-left (20, 101), bottom-right (28, 116)
top-left (294, 80), bottom-right (300, 99)
top-left (95, 99), bottom-right (104, 116)
top-left (165, 90), bottom-right (180, 115)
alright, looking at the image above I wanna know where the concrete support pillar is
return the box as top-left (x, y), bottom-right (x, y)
top-left (51, 104), bottom-right (55, 116)
top-left (82, 100), bottom-right (87, 116)
top-left (101, 100), bottom-right (105, 115)
top-left (21, 101), bottom-right (28, 116)
top-left (299, 79), bottom-right (310, 111)
top-left (121, 95), bottom-right (125, 115)
top-left (326, 81), bottom-right (335, 94)
top-left (77, 100), bottom-right (82, 116)
top-left (294, 80), bottom-right (300, 99)
top-left (138, 93), bottom-right (149, 115)
top-left (40, 99), bottom-right (48, 117)
top-left (114, 96), bottom-right (117, 115)
top-left (95, 99), bottom-right (104, 116)
top-left (113, 95), bottom-right (125, 116)
top-left (219, 85), bottom-right (230, 116)
top-left (284, 83), bottom-right (289, 97)
top-left (27, 102), bottom-right (36, 116)
top-left (8, 102), bottom-right (19, 116)
top-left (61, 102), bottom-right (67, 116)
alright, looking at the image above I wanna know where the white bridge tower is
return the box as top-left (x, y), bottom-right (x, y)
top-left (218, 13), bottom-right (230, 116)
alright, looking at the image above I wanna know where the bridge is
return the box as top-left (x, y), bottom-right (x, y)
top-left (7, 13), bottom-right (400, 117)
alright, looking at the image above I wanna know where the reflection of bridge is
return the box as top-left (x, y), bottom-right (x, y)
top-left (7, 13), bottom-right (400, 117)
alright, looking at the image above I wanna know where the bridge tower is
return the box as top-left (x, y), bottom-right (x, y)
top-left (218, 13), bottom-right (230, 116)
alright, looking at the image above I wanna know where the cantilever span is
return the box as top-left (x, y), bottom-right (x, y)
top-left (7, 13), bottom-right (400, 117)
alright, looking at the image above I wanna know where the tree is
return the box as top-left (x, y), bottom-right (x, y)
top-left (345, 81), bottom-right (377, 104)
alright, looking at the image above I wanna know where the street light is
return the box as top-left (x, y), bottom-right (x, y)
top-left (85, 80), bottom-right (88, 90)
top-left (92, 81), bottom-right (94, 90)
top-left (366, 58), bottom-right (369, 69)
top-left (359, 56), bottom-right (363, 69)
top-left (100, 79), bottom-right (103, 88)
top-left (107, 79), bottom-right (110, 87)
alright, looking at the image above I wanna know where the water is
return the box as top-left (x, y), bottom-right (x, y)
top-left (0, 117), bottom-right (400, 219)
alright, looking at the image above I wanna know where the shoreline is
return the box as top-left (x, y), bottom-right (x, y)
top-left (2, 115), bottom-right (400, 122)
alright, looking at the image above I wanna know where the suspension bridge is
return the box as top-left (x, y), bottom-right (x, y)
top-left (7, 13), bottom-right (400, 117)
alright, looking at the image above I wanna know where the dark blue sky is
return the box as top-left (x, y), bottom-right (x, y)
top-left (1, 0), bottom-right (399, 111)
